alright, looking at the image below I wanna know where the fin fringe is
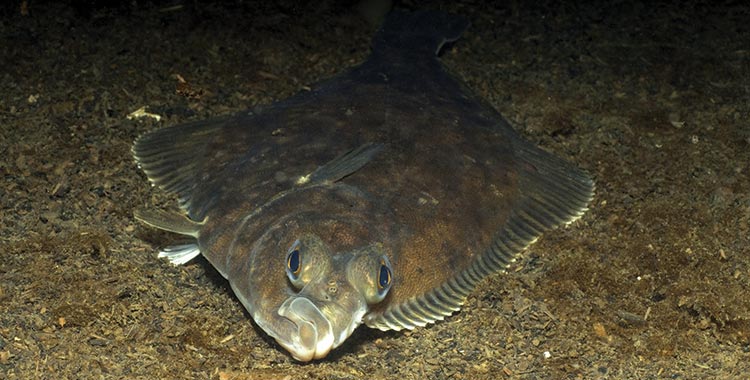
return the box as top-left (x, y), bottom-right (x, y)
top-left (365, 145), bottom-right (594, 331)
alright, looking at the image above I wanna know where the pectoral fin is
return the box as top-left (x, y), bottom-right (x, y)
top-left (303, 143), bottom-right (384, 185)
top-left (134, 208), bottom-right (206, 265)
top-left (133, 208), bottom-right (204, 237)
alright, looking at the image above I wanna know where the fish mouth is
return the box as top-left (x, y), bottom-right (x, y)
top-left (276, 297), bottom-right (335, 361)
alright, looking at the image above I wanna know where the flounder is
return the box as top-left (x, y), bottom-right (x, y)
top-left (133, 11), bottom-right (594, 361)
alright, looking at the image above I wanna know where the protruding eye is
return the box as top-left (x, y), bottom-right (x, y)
top-left (285, 240), bottom-right (306, 288)
top-left (367, 257), bottom-right (393, 302)
top-left (287, 249), bottom-right (301, 279)
top-left (345, 247), bottom-right (393, 304)
top-left (377, 261), bottom-right (392, 293)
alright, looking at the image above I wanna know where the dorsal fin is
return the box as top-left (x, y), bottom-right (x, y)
top-left (365, 142), bottom-right (594, 331)
top-left (132, 116), bottom-right (226, 213)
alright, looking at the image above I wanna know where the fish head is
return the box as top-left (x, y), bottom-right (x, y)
top-left (276, 233), bottom-right (392, 361)
top-left (230, 214), bottom-right (393, 361)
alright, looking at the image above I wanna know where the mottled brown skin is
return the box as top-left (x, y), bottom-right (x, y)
top-left (133, 11), bottom-right (593, 361)
top-left (191, 52), bottom-right (522, 313)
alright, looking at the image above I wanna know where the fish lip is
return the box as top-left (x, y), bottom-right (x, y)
top-left (276, 297), bottom-right (335, 361)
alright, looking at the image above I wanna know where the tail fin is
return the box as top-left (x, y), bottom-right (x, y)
top-left (372, 10), bottom-right (470, 57)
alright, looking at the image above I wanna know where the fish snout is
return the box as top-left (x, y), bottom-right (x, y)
top-left (276, 297), bottom-right (334, 361)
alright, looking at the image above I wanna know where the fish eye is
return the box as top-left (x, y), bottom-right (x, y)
top-left (285, 241), bottom-right (306, 289)
top-left (286, 249), bottom-right (301, 279)
top-left (377, 262), bottom-right (392, 293)
top-left (346, 249), bottom-right (392, 304)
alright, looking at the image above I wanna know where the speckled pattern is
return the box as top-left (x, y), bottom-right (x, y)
top-left (131, 9), bottom-right (593, 361)
top-left (1, 1), bottom-right (749, 379)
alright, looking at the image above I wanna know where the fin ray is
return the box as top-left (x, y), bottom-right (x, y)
top-left (365, 144), bottom-right (594, 331)
top-left (308, 143), bottom-right (384, 184)
top-left (132, 117), bottom-right (226, 214)
top-left (158, 244), bottom-right (201, 265)
top-left (133, 208), bottom-right (204, 237)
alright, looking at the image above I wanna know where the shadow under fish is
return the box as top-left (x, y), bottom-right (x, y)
top-left (132, 10), bottom-right (594, 362)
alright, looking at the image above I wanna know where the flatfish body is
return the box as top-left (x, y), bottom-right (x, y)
top-left (133, 10), bottom-right (594, 361)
